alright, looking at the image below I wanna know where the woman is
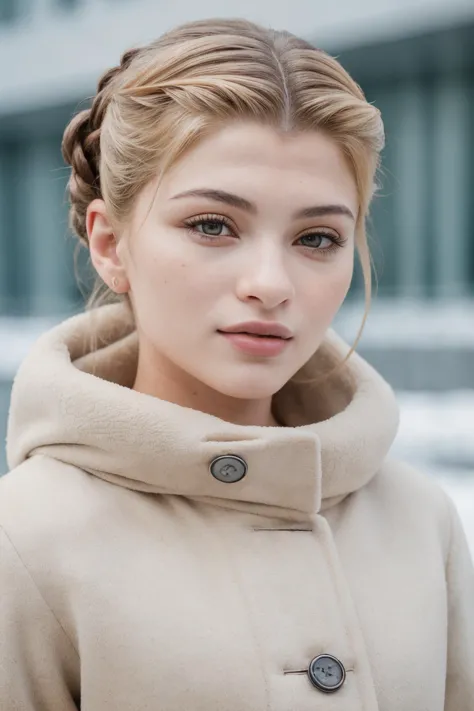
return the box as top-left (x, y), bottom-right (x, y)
top-left (0, 17), bottom-right (472, 711)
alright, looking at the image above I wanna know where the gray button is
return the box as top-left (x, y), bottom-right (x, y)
top-left (209, 455), bottom-right (247, 483)
top-left (308, 654), bottom-right (346, 693)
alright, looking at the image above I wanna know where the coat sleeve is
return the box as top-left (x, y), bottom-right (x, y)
top-left (444, 494), bottom-right (474, 711)
top-left (0, 525), bottom-right (80, 710)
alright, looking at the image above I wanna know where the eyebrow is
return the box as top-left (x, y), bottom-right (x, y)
top-left (170, 188), bottom-right (356, 222)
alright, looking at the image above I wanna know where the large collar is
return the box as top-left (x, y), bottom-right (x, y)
top-left (6, 303), bottom-right (399, 521)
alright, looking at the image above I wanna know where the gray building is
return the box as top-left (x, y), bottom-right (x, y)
top-left (1, 0), bottom-right (474, 314)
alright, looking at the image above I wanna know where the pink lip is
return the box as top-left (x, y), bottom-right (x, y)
top-left (219, 332), bottom-right (291, 357)
top-left (219, 321), bottom-right (293, 339)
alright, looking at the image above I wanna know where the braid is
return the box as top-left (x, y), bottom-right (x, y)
top-left (61, 47), bottom-right (141, 245)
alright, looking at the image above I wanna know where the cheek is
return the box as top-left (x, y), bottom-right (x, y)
top-left (302, 255), bottom-right (354, 320)
top-left (331, 257), bottom-right (355, 303)
top-left (128, 234), bottom-right (220, 312)
top-left (127, 235), bottom-right (180, 294)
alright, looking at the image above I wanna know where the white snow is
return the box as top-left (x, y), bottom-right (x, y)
top-left (0, 316), bottom-right (60, 379)
top-left (392, 391), bottom-right (474, 559)
top-left (335, 297), bottom-right (474, 348)
top-left (391, 391), bottom-right (474, 469)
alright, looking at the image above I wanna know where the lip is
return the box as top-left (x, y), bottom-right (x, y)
top-left (217, 321), bottom-right (293, 358)
top-left (218, 321), bottom-right (294, 339)
top-left (219, 332), bottom-right (291, 357)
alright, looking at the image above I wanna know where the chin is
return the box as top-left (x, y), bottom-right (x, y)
top-left (206, 371), bottom-right (289, 401)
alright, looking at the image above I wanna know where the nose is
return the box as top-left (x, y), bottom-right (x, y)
top-left (235, 244), bottom-right (295, 309)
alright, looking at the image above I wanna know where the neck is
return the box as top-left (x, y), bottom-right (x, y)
top-left (132, 344), bottom-right (279, 428)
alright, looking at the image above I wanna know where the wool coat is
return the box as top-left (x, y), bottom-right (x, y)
top-left (0, 302), bottom-right (473, 711)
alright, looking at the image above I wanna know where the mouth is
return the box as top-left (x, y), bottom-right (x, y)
top-left (217, 330), bottom-right (292, 357)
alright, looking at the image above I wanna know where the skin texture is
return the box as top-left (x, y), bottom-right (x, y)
top-left (86, 121), bottom-right (358, 427)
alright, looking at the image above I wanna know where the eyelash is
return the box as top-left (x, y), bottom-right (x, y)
top-left (183, 213), bottom-right (347, 255)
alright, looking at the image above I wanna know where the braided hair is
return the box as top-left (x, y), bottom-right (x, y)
top-left (61, 48), bottom-right (141, 245)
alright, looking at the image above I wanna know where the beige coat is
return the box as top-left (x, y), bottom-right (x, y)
top-left (1, 303), bottom-right (473, 711)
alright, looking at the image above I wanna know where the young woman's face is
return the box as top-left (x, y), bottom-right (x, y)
top-left (117, 122), bottom-right (358, 401)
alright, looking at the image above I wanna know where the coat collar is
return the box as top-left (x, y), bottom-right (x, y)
top-left (6, 303), bottom-right (399, 521)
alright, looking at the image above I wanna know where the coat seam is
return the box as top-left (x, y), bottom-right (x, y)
top-left (316, 516), bottom-right (372, 709)
top-left (214, 524), bottom-right (272, 711)
top-left (0, 523), bottom-right (80, 661)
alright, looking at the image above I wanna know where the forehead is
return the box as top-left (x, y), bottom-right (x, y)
top-left (159, 122), bottom-right (358, 213)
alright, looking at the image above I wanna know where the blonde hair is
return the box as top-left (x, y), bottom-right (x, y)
top-left (62, 17), bottom-right (384, 373)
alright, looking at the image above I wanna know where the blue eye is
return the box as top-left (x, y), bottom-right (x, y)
top-left (184, 215), bottom-right (235, 240)
top-left (183, 214), bottom-right (347, 254)
top-left (297, 232), bottom-right (346, 253)
top-left (201, 221), bottom-right (223, 235)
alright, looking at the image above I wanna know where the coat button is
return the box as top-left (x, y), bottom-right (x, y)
top-left (209, 455), bottom-right (247, 483)
top-left (308, 654), bottom-right (346, 693)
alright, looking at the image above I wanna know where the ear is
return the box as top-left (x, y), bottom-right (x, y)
top-left (86, 199), bottom-right (130, 293)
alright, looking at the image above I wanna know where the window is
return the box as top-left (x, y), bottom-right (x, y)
top-left (0, 141), bottom-right (31, 315)
top-left (55, 0), bottom-right (81, 10)
top-left (0, 0), bottom-right (19, 24)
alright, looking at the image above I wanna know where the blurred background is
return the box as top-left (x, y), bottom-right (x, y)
top-left (0, 0), bottom-right (473, 552)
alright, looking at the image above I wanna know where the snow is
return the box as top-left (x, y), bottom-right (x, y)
top-left (0, 315), bottom-right (60, 379)
top-left (391, 391), bottom-right (474, 471)
top-left (392, 391), bottom-right (474, 559)
top-left (334, 297), bottom-right (474, 348)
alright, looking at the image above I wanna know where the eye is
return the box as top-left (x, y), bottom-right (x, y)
top-left (296, 231), bottom-right (347, 254)
top-left (183, 214), bottom-right (348, 254)
top-left (183, 214), bottom-right (235, 240)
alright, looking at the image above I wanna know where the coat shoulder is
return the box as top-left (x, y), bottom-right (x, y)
top-left (0, 455), bottom-right (122, 556)
top-left (377, 453), bottom-right (441, 483)
top-left (375, 456), bottom-right (453, 509)
top-left (366, 456), bottom-right (457, 554)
